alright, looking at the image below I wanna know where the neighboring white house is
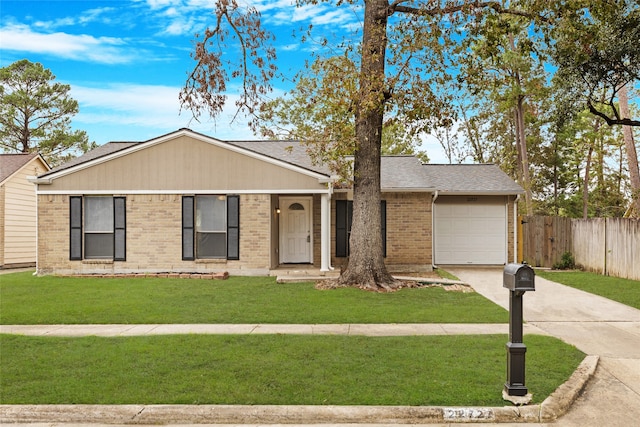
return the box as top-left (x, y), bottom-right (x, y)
top-left (1, 153), bottom-right (50, 268)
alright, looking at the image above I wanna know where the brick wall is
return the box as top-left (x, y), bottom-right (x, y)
top-left (37, 194), bottom-right (272, 275)
top-left (330, 192), bottom-right (433, 272)
top-left (384, 192), bottom-right (432, 269)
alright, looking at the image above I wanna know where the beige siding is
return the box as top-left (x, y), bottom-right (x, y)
top-left (0, 187), bottom-right (4, 266)
top-left (43, 135), bottom-right (326, 193)
top-left (2, 158), bottom-right (48, 266)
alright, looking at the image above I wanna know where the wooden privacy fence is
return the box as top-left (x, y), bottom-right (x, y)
top-left (520, 216), bottom-right (640, 281)
top-left (572, 218), bottom-right (640, 281)
top-left (519, 216), bottom-right (572, 268)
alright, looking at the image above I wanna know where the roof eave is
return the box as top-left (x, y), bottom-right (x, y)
top-left (436, 190), bottom-right (524, 196)
top-left (381, 187), bottom-right (436, 193)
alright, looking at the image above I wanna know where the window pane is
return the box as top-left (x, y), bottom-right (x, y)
top-left (85, 233), bottom-right (114, 258)
top-left (85, 197), bottom-right (114, 232)
top-left (196, 195), bottom-right (225, 231)
top-left (197, 232), bottom-right (226, 258)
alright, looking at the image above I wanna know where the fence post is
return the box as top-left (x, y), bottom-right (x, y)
top-left (518, 215), bottom-right (524, 263)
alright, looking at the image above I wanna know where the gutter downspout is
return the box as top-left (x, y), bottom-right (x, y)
top-left (432, 190), bottom-right (439, 269)
top-left (34, 181), bottom-right (39, 276)
top-left (27, 176), bottom-right (42, 276)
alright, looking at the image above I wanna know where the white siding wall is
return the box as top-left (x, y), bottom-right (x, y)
top-left (2, 159), bottom-right (47, 266)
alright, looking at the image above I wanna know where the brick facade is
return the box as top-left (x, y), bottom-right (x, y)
top-left (330, 192), bottom-right (433, 273)
top-left (37, 192), bottom-right (515, 276)
top-left (37, 194), bottom-right (272, 275)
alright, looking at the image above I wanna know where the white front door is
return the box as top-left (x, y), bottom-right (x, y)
top-left (279, 197), bottom-right (312, 263)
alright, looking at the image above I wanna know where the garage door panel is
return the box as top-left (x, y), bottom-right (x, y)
top-left (435, 199), bottom-right (507, 265)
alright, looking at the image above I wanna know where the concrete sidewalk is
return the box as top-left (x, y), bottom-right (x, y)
top-left (0, 322), bottom-right (547, 337)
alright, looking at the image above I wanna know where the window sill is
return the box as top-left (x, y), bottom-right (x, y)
top-left (195, 259), bottom-right (227, 264)
top-left (82, 259), bottom-right (114, 265)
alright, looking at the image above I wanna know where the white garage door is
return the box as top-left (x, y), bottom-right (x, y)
top-left (434, 197), bottom-right (507, 265)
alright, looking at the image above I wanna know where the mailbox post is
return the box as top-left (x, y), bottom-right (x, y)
top-left (503, 263), bottom-right (535, 399)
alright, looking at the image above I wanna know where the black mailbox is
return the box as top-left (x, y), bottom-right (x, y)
top-left (503, 263), bottom-right (535, 292)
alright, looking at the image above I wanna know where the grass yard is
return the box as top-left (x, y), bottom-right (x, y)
top-left (0, 271), bottom-right (507, 324)
top-left (536, 270), bottom-right (640, 310)
top-left (0, 333), bottom-right (584, 406)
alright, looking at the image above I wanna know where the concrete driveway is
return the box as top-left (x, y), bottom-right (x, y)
top-left (448, 267), bottom-right (640, 426)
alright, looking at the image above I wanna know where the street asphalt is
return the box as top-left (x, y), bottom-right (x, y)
top-left (1, 267), bottom-right (639, 426)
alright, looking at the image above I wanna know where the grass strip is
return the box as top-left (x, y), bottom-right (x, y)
top-left (0, 334), bottom-right (583, 406)
top-left (0, 272), bottom-right (507, 325)
top-left (536, 270), bottom-right (640, 310)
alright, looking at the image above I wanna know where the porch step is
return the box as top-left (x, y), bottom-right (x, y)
top-left (273, 268), bottom-right (340, 283)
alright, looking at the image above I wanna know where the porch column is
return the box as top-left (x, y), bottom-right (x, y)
top-left (320, 192), bottom-right (331, 272)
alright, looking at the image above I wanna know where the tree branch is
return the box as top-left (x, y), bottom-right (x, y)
top-left (588, 100), bottom-right (640, 127)
top-left (390, 0), bottom-right (544, 20)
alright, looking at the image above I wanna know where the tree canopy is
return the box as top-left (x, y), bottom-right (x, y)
top-left (182, 0), bottom-right (640, 288)
top-left (0, 59), bottom-right (94, 166)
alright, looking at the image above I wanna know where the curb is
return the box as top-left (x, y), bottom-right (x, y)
top-left (0, 355), bottom-right (598, 424)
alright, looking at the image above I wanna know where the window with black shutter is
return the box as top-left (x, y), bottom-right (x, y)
top-left (182, 195), bottom-right (240, 260)
top-left (69, 196), bottom-right (126, 260)
top-left (335, 200), bottom-right (386, 257)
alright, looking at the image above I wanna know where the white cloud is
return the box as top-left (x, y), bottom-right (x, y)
top-left (69, 82), bottom-right (266, 142)
top-left (145, 0), bottom-right (182, 10)
top-left (78, 7), bottom-right (118, 26)
top-left (0, 23), bottom-right (136, 64)
top-left (31, 7), bottom-right (117, 30)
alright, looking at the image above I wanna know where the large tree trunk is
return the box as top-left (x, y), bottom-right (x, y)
top-left (618, 84), bottom-right (640, 217)
top-left (509, 33), bottom-right (533, 216)
top-left (338, 0), bottom-right (398, 291)
top-left (514, 96), bottom-right (533, 215)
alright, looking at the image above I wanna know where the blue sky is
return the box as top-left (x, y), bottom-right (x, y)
top-left (1, 0), bottom-right (450, 161)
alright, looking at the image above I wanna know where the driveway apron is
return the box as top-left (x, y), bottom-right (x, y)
top-left (448, 267), bottom-right (640, 426)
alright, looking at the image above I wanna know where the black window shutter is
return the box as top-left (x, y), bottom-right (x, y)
top-left (114, 197), bottom-right (126, 261)
top-left (381, 200), bottom-right (387, 258)
top-left (70, 196), bottom-right (83, 260)
top-left (182, 196), bottom-right (195, 260)
top-left (227, 195), bottom-right (240, 260)
top-left (336, 200), bottom-right (385, 257)
top-left (335, 200), bottom-right (348, 257)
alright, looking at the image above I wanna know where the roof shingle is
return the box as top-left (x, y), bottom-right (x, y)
top-left (0, 153), bottom-right (39, 183)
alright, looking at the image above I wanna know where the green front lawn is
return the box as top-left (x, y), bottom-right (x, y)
top-left (0, 272), bottom-right (507, 324)
top-left (1, 333), bottom-right (583, 406)
top-left (536, 270), bottom-right (640, 310)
